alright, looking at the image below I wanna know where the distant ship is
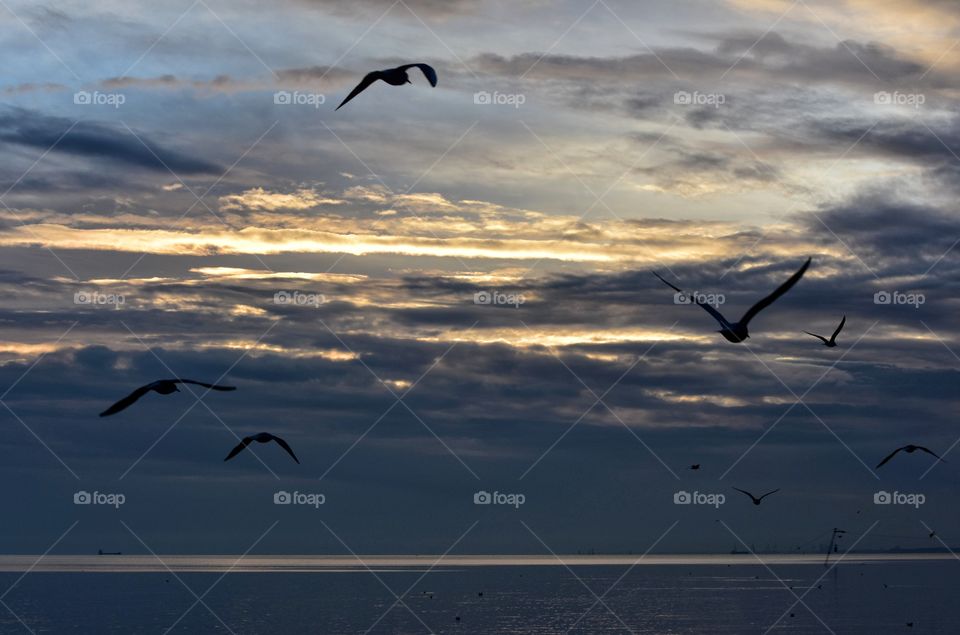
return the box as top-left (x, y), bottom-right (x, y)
top-left (97, 549), bottom-right (122, 555)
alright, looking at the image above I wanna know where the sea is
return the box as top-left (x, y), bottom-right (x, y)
top-left (0, 554), bottom-right (956, 633)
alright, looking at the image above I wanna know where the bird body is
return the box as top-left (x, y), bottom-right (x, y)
top-left (336, 63), bottom-right (438, 110)
top-left (100, 379), bottom-right (236, 416)
top-left (875, 445), bottom-right (944, 469)
top-left (733, 487), bottom-right (780, 505)
top-left (224, 433), bottom-right (300, 464)
top-left (804, 315), bottom-right (846, 347)
top-left (653, 258), bottom-right (811, 343)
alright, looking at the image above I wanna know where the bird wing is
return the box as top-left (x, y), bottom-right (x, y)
top-left (652, 271), bottom-right (732, 328)
top-left (398, 63), bottom-right (438, 86)
top-left (336, 72), bottom-right (382, 110)
top-left (176, 379), bottom-right (236, 391)
top-left (758, 488), bottom-right (780, 501)
top-left (830, 315), bottom-right (846, 342)
top-left (875, 446), bottom-right (904, 468)
top-left (804, 331), bottom-right (829, 344)
top-left (99, 384), bottom-right (154, 417)
top-left (732, 487), bottom-right (755, 501)
top-left (739, 257), bottom-right (811, 326)
top-left (223, 437), bottom-right (253, 462)
top-left (270, 435), bottom-right (301, 464)
top-left (917, 446), bottom-right (945, 462)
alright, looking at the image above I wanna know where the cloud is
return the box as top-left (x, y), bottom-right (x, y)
top-left (0, 108), bottom-right (223, 175)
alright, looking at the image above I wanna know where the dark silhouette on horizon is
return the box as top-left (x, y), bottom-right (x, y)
top-left (336, 63), bottom-right (438, 110)
top-left (224, 432), bottom-right (300, 464)
top-left (733, 487), bottom-right (780, 506)
top-left (876, 444), bottom-right (945, 469)
top-left (99, 379), bottom-right (236, 416)
top-left (804, 315), bottom-right (846, 347)
top-left (653, 257), bottom-right (811, 343)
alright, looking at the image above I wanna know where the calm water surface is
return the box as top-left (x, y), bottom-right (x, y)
top-left (0, 555), bottom-right (955, 633)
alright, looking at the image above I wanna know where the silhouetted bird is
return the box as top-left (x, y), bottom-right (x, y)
top-left (876, 445), bottom-right (944, 469)
top-left (336, 63), bottom-right (437, 110)
top-left (224, 433), bottom-right (300, 464)
top-left (733, 487), bottom-right (780, 506)
top-left (653, 258), bottom-right (811, 343)
top-left (690, 464), bottom-right (700, 470)
top-left (100, 379), bottom-right (236, 416)
top-left (804, 315), bottom-right (846, 347)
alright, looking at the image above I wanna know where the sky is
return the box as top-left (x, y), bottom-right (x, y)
top-left (0, 0), bottom-right (959, 557)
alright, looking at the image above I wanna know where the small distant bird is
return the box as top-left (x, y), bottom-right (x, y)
top-left (907, 622), bottom-right (914, 628)
top-left (653, 258), bottom-right (811, 343)
top-left (224, 433), bottom-right (300, 464)
top-left (100, 379), bottom-right (236, 416)
top-left (876, 445), bottom-right (945, 469)
top-left (690, 464), bottom-right (700, 470)
top-left (929, 530), bottom-right (936, 539)
top-left (804, 315), bottom-right (846, 347)
top-left (733, 487), bottom-right (780, 506)
top-left (336, 63), bottom-right (438, 110)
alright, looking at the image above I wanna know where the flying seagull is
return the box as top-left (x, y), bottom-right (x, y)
top-left (733, 487), bottom-right (780, 506)
top-left (336, 63), bottom-right (438, 110)
top-left (876, 445), bottom-right (945, 469)
top-left (690, 464), bottom-right (701, 470)
top-left (804, 315), bottom-right (846, 347)
top-left (224, 433), bottom-right (300, 464)
top-left (653, 257), bottom-right (811, 343)
top-left (100, 379), bottom-right (236, 417)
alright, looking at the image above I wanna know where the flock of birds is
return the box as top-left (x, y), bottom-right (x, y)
top-left (93, 66), bottom-right (942, 483)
